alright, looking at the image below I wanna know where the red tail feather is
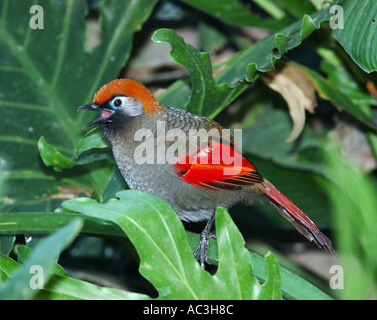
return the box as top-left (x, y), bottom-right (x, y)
top-left (258, 179), bottom-right (336, 255)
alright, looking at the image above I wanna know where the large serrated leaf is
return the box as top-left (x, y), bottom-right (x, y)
top-left (152, 28), bottom-right (248, 118)
top-left (255, 251), bottom-right (282, 300)
top-left (0, 0), bottom-right (158, 211)
top-left (0, 203), bottom-right (332, 300)
top-left (217, 10), bottom-right (334, 84)
top-left (62, 191), bottom-right (271, 300)
top-left (63, 191), bottom-right (211, 299)
top-left (212, 208), bottom-right (259, 299)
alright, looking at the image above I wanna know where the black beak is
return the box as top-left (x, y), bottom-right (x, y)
top-left (77, 103), bottom-right (103, 129)
top-left (77, 103), bottom-right (99, 112)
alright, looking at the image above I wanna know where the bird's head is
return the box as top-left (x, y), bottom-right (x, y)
top-left (78, 79), bottom-right (163, 131)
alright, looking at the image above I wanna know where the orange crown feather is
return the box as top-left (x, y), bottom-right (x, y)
top-left (93, 79), bottom-right (162, 114)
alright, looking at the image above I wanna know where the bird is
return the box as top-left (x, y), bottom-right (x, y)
top-left (78, 78), bottom-right (336, 268)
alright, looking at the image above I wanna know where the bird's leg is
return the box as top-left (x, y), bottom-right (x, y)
top-left (194, 212), bottom-right (216, 269)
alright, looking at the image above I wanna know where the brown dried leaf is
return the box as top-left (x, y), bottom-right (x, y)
top-left (261, 63), bottom-right (317, 142)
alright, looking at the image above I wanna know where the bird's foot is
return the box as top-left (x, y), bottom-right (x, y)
top-left (193, 213), bottom-right (216, 269)
top-left (193, 229), bottom-right (216, 269)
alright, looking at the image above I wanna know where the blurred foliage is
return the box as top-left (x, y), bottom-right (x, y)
top-left (1, 0), bottom-right (377, 300)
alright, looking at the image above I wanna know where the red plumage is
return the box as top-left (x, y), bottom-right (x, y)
top-left (175, 142), bottom-right (262, 190)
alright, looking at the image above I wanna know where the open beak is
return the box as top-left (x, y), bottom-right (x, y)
top-left (78, 104), bottom-right (113, 129)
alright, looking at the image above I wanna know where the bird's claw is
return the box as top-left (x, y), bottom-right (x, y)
top-left (193, 229), bottom-right (216, 269)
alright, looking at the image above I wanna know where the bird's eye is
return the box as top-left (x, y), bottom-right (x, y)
top-left (113, 98), bottom-right (122, 108)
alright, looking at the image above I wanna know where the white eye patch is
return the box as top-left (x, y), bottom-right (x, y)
top-left (110, 96), bottom-right (143, 117)
top-left (123, 97), bottom-right (143, 117)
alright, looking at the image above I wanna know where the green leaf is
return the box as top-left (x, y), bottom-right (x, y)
top-left (62, 191), bottom-right (275, 300)
top-left (0, 236), bottom-right (15, 256)
top-left (180, 0), bottom-right (295, 30)
top-left (256, 251), bottom-right (282, 300)
top-left (101, 167), bottom-right (127, 203)
top-left (75, 127), bottom-right (110, 158)
top-left (332, 0), bottom-right (377, 72)
top-left (294, 63), bottom-right (377, 129)
top-left (0, 254), bottom-right (20, 283)
top-left (247, 249), bottom-right (332, 300)
top-left (0, 0), bottom-right (158, 210)
top-left (213, 208), bottom-right (259, 299)
top-left (186, 232), bottom-right (332, 300)
top-left (2, 244), bottom-right (149, 299)
top-left (0, 212), bottom-right (124, 239)
top-left (320, 59), bottom-right (377, 107)
top-left (38, 134), bottom-right (113, 173)
top-left (216, 9), bottom-right (334, 85)
top-left (152, 28), bottom-right (248, 118)
top-left (15, 245), bottom-right (70, 278)
top-left (264, 0), bottom-right (316, 19)
top-left (38, 137), bottom-right (78, 172)
top-left (322, 138), bottom-right (377, 299)
top-left (33, 274), bottom-right (151, 300)
top-left (0, 219), bottom-right (83, 300)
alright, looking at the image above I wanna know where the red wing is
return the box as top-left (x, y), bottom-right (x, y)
top-left (175, 142), bottom-right (263, 190)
